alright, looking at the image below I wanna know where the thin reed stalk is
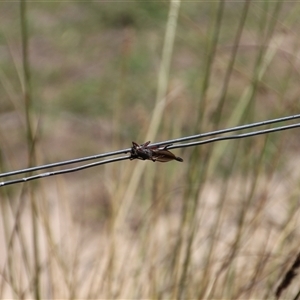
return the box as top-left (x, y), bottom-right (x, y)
top-left (175, 1), bottom-right (226, 298)
top-left (114, 0), bottom-right (181, 231)
top-left (20, 0), bottom-right (40, 299)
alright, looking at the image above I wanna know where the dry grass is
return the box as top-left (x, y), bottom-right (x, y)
top-left (1, 0), bottom-right (300, 299)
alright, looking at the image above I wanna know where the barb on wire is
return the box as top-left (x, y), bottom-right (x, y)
top-left (0, 114), bottom-right (300, 187)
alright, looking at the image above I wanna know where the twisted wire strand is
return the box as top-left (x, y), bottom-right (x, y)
top-left (0, 114), bottom-right (300, 187)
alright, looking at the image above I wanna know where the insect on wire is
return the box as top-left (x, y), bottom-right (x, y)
top-left (0, 114), bottom-right (300, 187)
top-left (130, 141), bottom-right (183, 162)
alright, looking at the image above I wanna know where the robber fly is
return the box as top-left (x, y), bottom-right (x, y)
top-left (130, 141), bottom-right (183, 163)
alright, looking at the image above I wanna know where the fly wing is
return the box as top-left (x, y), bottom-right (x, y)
top-left (147, 143), bottom-right (173, 150)
top-left (175, 156), bottom-right (183, 162)
top-left (153, 149), bottom-right (183, 162)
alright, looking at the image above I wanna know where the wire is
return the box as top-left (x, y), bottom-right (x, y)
top-left (1, 113), bottom-right (300, 179)
top-left (0, 148), bottom-right (130, 179)
top-left (167, 122), bottom-right (300, 149)
top-left (158, 113), bottom-right (300, 146)
top-left (0, 156), bottom-right (129, 187)
top-left (0, 114), bottom-right (300, 187)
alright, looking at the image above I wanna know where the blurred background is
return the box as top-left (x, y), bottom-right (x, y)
top-left (1, 1), bottom-right (300, 298)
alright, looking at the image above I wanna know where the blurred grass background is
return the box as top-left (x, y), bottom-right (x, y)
top-left (1, 0), bottom-right (300, 299)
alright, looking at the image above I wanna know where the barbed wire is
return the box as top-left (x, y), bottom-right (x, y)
top-left (0, 114), bottom-right (300, 187)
